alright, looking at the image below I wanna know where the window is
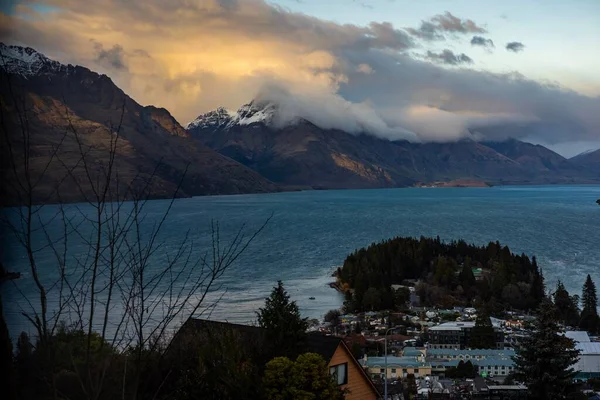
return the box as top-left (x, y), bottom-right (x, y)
top-left (413, 369), bottom-right (418, 373)
top-left (391, 368), bottom-right (397, 373)
top-left (329, 363), bottom-right (348, 385)
top-left (403, 369), bottom-right (408, 373)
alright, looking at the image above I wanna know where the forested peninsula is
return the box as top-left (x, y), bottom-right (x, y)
top-left (336, 236), bottom-right (546, 314)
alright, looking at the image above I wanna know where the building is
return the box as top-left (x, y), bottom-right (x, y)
top-left (565, 331), bottom-right (600, 380)
top-left (427, 348), bottom-right (516, 378)
top-left (428, 321), bottom-right (504, 349)
top-left (362, 355), bottom-right (432, 379)
top-left (172, 318), bottom-right (379, 400)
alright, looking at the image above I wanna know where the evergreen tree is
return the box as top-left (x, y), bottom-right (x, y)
top-left (257, 281), bottom-right (308, 358)
top-left (580, 274), bottom-right (599, 334)
top-left (468, 313), bottom-right (496, 349)
top-left (459, 260), bottom-right (476, 291)
top-left (528, 263), bottom-right (546, 310)
top-left (513, 298), bottom-right (580, 399)
top-left (553, 280), bottom-right (580, 328)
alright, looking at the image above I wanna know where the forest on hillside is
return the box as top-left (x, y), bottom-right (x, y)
top-left (337, 236), bottom-right (546, 313)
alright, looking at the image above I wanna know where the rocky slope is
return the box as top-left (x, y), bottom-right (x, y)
top-left (187, 102), bottom-right (600, 189)
top-left (0, 44), bottom-right (278, 205)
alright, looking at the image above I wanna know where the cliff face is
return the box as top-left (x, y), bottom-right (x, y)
top-left (1, 44), bottom-right (278, 205)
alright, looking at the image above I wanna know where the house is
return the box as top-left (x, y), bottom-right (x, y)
top-left (362, 355), bottom-right (432, 379)
top-left (171, 318), bottom-right (379, 400)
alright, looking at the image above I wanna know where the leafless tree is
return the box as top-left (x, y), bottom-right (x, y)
top-left (0, 58), bottom-right (270, 400)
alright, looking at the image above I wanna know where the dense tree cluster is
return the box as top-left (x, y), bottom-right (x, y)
top-left (551, 275), bottom-right (599, 334)
top-left (338, 236), bottom-right (545, 312)
top-left (445, 360), bottom-right (478, 379)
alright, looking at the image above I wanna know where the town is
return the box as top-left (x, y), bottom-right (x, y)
top-left (305, 280), bottom-right (600, 399)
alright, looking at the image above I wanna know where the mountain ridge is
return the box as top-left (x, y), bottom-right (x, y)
top-left (0, 43), bottom-right (279, 205)
top-left (570, 148), bottom-right (600, 172)
top-left (187, 103), bottom-right (600, 189)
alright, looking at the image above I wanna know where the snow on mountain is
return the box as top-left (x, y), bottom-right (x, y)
top-left (185, 107), bottom-right (234, 130)
top-left (186, 100), bottom-right (278, 131)
top-left (0, 43), bottom-right (66, 77)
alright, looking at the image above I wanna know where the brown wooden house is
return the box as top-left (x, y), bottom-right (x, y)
top-left (171, 318), bottom-right (379, 400)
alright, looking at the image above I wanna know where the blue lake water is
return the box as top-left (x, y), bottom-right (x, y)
top-left (2, 185), bottom-right (599, 337)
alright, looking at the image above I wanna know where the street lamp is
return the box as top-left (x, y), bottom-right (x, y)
top-left (384, 326), bottom-right (401, 400)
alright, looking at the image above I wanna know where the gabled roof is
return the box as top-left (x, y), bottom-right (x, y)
top-left (306, 333), bottom-right (343, 361)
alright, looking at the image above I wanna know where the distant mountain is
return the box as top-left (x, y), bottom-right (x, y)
top-left (188, 101), bottom-right (600, 189)
top-left (0, 44), bottom-right (278, 205)
top-left (570, 148), bottom-right (600, 172)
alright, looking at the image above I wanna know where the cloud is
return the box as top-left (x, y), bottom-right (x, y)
top-left (506, 42), bottom-right (525, 52)
top-left (1, 0), bottom-right (598, 145)
top-left (470, 35), bottom-right (494, 48)
top-left (352, 0), bottom-right (373, 10)
top-left (408, 11), bottom-right (486, 40)
top-left (92, 40), bottom-right (126, 70)
top-left (426, 50), bottom-right (473, 65)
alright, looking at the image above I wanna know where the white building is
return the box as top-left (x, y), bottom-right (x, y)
top-left (565, 331), bottom-right (600, 379)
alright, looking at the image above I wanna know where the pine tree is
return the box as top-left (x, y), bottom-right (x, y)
top-left (580, 274), bottom-right (599, 334)
top-left (513, 298), bottom-right (580, 399)
top-left (553, 280), bottom-right (580, 328)
top-left (468, 313), bottom-right (496, 349)
top-left (257, 281), bottom-right (308, 358)
top-left (528, 263), bottom-right (545, 310)
top-left (459, 260), bottom-right (476, 289)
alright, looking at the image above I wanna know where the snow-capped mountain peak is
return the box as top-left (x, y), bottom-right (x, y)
top-left (185, 107), bottom-right (234, 130)
top-left (0, 43), bottom-right (65, 77)
top-left (186, 100), bottom-right (279, 131)
top-left (233, 100), bottom-right (277, 126)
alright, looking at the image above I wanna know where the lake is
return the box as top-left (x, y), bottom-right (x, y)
top-left (2, 185), bottom-right (599, 338)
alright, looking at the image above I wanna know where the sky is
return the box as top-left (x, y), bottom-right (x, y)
top-left (1, 0), bottom-right (599, 156)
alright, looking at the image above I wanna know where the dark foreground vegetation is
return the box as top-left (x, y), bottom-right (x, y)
top-left (1, 281), bottom-right (346, 400)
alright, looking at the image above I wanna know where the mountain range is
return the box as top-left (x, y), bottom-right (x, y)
top-left (1, 43), bottom-right (599, 205)
top-left (187, 100), bottom-right (600, 190)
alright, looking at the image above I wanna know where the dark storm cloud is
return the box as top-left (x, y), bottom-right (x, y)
top-left (506, 42), bottom-right (525, 52)
top-left (408, 11), bottom-right (487, 40)
top-left (471, 36), bottom-right (494, 48)
top-left (426, 49), bottom-right (473, 65)
top-left (92, 41), bottom-right (126, 70)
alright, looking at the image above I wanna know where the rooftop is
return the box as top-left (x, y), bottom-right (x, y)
top-left (576, 342), bottom-right (600, 355)
top-left (403, 347), bottom-right (425, 356)
top-left (429, 320), bottom-right (501, 331)
top-left (427, 348), bottom-right (515, 357)
top-left (364, 356), bottom-right (430, 368)
top-left (428, 356), bottom-right (514, 367)
top-left (565, 330), bottom-right (591, 343)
